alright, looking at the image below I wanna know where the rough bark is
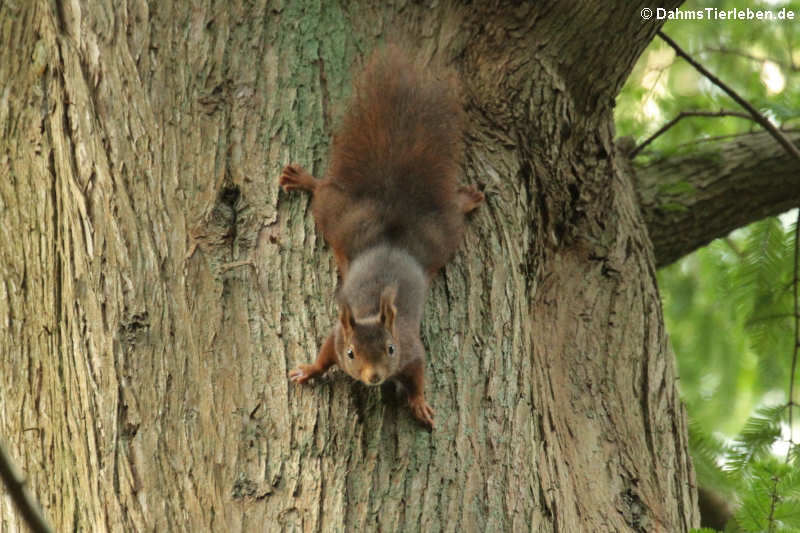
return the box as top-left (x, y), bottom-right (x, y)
top-left (632, 131), bottom-right (800, 267)
top-left (0, 1), bottom-right (709, 531)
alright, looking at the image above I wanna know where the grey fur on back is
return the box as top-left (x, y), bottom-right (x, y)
top-left (339, 244), bottom-right (427, 325)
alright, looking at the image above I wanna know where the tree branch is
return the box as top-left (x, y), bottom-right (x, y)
top-left (634, 130), bottom-right (800, 267)
top-left (0, 440), bottom-right (54, 533)
top-left (632, 34), bottom-right (800, 267)
top-left (789, 210), bottom-right (800, 453)
top-left (630, 110), bottom-right (754, 158)
top-left (698, 46), bottom-right (798, 72)
top-left (658, 31), bottom-right (800, 162)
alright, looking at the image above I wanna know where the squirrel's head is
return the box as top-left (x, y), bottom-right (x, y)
top-left (337, 286), bottom-right (400, 386)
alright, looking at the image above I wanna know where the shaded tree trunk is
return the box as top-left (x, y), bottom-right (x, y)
top-left (1, 1), bottom-right (706, 531)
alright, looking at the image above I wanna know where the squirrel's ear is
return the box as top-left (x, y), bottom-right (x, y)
top-left (339, 302), bottom-right (355, 333)
top-left (379, 285), bottom-right (397, 333)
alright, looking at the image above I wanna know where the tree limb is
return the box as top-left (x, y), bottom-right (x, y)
top-left (630, 110), bottom-right (754, 158)
top-left (0, 440), bottom-right (54, 533)
top-left (633, 33), bottom-right (800, 268)
top-left (633, 130), bottom-right (800, 267)
top-left (789, 210), bottom-right (800, 451)
top-left (698, 46), bottom-right (798, 72)
top-left (658, 31), bottom-right (800, 162)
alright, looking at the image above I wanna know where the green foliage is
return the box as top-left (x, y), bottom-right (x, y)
top-left (659, 217), bottom-right (797, 435)
top-left (663, 209), bottom-right (799, 533)
top-left (689, 406), bottom-right (800, 533)
top-left (616, 0), bottom-right (800, 161)
top-left (615, 1), bottom-right (800, 529)
top-left (658, 217), bottom-right (799, 533)
top-left (728, 405), bottom-right (786, 471)
top-left (690, 419), bottom-right (737, 496)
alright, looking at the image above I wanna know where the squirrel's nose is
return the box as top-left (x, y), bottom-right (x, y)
top-left (362, 369), bottom-right (383, 385)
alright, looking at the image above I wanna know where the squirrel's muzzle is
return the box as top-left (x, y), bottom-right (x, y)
top-left (362, 368), bottom-right (384, 386)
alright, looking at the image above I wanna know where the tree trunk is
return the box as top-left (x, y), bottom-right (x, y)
top-left (1, 1), bottom-right (703, 531)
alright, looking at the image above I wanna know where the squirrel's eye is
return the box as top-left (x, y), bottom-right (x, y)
top-left (388, 344), bottom-right (395, 356)
top-left (347, 347), bottom-right (355, 359)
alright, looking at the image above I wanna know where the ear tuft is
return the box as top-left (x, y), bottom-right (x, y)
top-left (340, 302), bottom-right (356, 332)
top-left (380, 285), bottom-right (397, 332)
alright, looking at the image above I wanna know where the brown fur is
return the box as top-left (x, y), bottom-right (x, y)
top-left (282, 47), bottom-right (483, 428)
top-left (312, 47), bottom-right (470, 275)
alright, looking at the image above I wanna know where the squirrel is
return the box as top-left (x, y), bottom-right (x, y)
top-left (279, 47), bottom-right (483, 428)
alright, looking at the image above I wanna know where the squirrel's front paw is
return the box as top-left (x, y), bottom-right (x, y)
top-left (288, 364), bottom-right (319, 384)
top-left (279, 164), bottom-right (315, 192)
top-left (409, 395), bottom-right (435, 429)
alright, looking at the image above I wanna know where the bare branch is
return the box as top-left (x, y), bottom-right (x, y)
top-left (630, 110), bottom-right (754, 158)
top-left (698, 46), bottom-right (798, 72)
top-left (0, 440), bottom-right (55, 533)
top-left (658, 31), bottom-right (800, 162)
top-left (788, 211), bottom-right (800, 454)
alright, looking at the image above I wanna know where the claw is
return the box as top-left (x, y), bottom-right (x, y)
top-left (288, 364), bottom-right (317, 385)
top-left (409, 396), bottom-right (435, 429)
top-left (278, 165), bottom-right (297, 191)
top-left (278, 164), bottom-right (316, 192)
top-left (457, 184), bottom-right (484, 214)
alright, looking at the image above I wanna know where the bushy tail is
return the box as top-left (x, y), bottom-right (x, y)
top-left (327, 47), bottom-right (465, 206)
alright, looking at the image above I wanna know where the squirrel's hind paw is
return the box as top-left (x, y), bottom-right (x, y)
top-left (457, 184), bottom-right (484, 214)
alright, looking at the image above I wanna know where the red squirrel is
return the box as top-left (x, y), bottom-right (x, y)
top-left (279, 47), bottom-right (483, 428)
